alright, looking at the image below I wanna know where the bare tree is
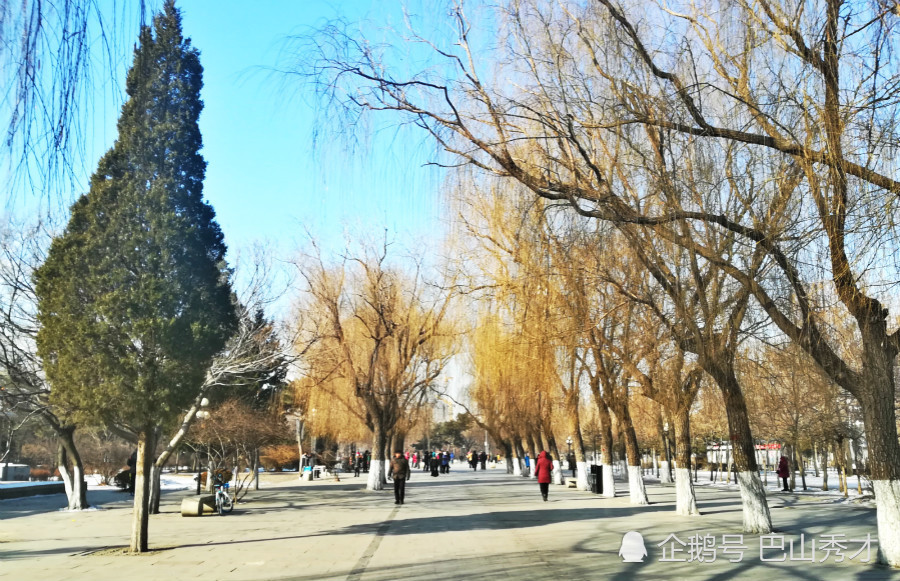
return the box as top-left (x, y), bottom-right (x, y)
top-left (0, 218), bottom-right (90, 509)
top-left (295, 235), bottom-right (455, 490)
top-left (188, 398), bottom-right (290, 502)
top-left (1, 0), bottom-right (145, 197)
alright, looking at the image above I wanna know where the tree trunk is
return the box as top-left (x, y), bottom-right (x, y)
top-left (526, 432), bottom-right (539, 479)
top-left (130, 427), bottom-right (156, 553)
top-left (502, 440), bottom-right (514, 474)
top-left (834, 439), bottom-right (846, 495)
top-left (588, 378), bottom-right (616, 496)
top-left (150, 393), bottom-right (207, 513)
top-left (149, 464), bottom-right (162, 514)
top-left (615, 404), bottom-right (648, 505)
top-left (366, 423), bottom-right (387, 491)
top-left (547, 433), bottom-right (564, 486)
top-left (564, 385), bottom-right (590, 490)
top-left (595, 402), bottom-right (616, 498)
top-left (56, 426), bottom-right (89, 510)
top-left (821, 441), bottom-right (829, 491)
top-left (389, 430), bottom-right (403, 455)
top-left (511, 452), bottom-right (522, 476)
top-left (724, 444), bottom-right (731, 484)
top-left (656, 412), bottom-right (673, 484)
top-left (813, 442), bottom-right (820, 478)
top-left (853, 363), bottom-right (900, 566)
top-left (295, 418), bottom-right (305, 472)
top-left (708, 365), bottom-right (772, 533)
top-left (673, 406), bottom-right (699, 516)
top-left (514, 439), bottom-right (526, 476)
top-left (794, 444), bottom-right (807, 491)
top-left (253, 448), bottom-right (260, 491)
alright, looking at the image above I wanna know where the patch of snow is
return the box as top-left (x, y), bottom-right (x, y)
top-left (0, 481), bottom-right (62, 489)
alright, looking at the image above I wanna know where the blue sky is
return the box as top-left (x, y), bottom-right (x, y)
top-left (3, 1), bottom-right (452, 280)
top-left (180, 1), bottom-right (449, 262)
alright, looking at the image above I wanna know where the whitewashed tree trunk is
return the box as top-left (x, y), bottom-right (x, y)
top-left (873, 480), bottom-right (900, 566)
top-left (57, 429), bottom-right (89, 510)
top-left (575, 461), bottom-right (589, 491)
top-left (59, 463), bottom-right (74, 505)
top-left (366, 424), bottom-right (387, 491)
top-left (73, 464), bottom-right (86, 510)
top-left (601, 464), bottom-right (615, 498)
top-left (736, 470), bottom-right (773, 533)
top-left (627, 465), bottom-right (649, 505)
top-left (366, 459), bottom-right (385, 491)
top-left (512, 456), bottom-right (522, 476)
top-left (552, 459), bottom-right (563, 485)
top-left (675, 467), bottom-right (699, 516)
top-left (58, 463), bottom-right (87, 510)
top-left (659, 460), bottom-right (673, 484)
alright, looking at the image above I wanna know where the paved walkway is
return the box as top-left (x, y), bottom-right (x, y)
top-left (1, 467), bottom-right (897, 581)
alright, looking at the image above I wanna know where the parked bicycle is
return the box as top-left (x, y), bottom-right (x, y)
top-left (212, 472), bottom-right (234, 516)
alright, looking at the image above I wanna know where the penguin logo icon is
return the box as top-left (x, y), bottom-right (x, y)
top-left (619, 531), bottom-right (648, 562)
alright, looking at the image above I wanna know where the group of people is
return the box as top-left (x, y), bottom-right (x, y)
top-left (385, 448), bottom-right (559, 505)
top-left (425, 450), bottom-right (452, 475)
top-left (351, 451), bottom-right (371, 476)
top-left (467, 450), bottom-right (488, 470)
top-left (386, 449), bottom-right (453, 505)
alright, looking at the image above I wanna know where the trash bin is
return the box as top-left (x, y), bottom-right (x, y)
top-left (590, 464), bottom-right (602, 494)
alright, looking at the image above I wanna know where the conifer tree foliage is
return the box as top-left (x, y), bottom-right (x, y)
top-left (33, 0), bottom-right (236, 553)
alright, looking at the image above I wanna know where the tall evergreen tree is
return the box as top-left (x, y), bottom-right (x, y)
top-left (33, 0), bottom-right (236, 553)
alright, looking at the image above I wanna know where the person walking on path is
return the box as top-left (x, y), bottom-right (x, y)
top-left (777, 455), bottom-right (791, 492)
top-left (534, 451), bottom-right (553, 501)
top-left (389, 452), bottom-right (411, 505)
top-left (479, 451), bottom-right (487, 470)
top-left (430, 452), bottom-right (441, 477)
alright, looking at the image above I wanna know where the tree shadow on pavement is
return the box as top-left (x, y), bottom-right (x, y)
top-left (327, 503), bottom-right (738, 537)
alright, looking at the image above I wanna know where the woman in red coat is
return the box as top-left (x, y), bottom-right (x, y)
top-left (776, 455), bottom-right (790, 492)
top-left (534, 450), bottom-right (554, 501)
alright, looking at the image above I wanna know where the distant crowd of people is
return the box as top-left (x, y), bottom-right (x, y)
top-left (340, 447), bottom-right (567, 505)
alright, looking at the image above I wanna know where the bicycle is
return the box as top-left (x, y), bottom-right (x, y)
top-left (212, 474), bottom-right (234, 516)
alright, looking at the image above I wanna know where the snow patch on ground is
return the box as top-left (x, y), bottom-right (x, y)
top-left (0, 481), bottom-right (62, 489)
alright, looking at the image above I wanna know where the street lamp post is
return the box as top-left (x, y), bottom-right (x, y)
top-left (566, 437), bottom-right (574, 478)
